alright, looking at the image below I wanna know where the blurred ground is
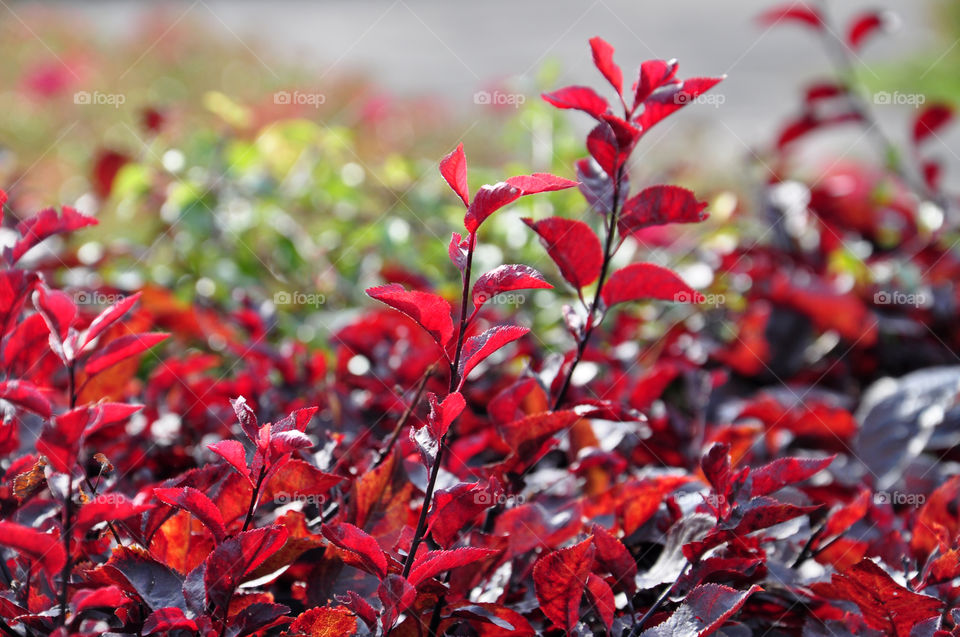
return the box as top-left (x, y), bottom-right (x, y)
top-left (21, 0), bottom-right (944, 153)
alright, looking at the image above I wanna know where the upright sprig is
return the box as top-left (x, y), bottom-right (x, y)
top-left (364, 148), bottom-right (576, 632)
top-left (535, 37), bottom-right (723, 410)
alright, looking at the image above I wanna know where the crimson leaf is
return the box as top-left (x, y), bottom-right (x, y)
top-left (913, 103), bottom-right (954, 147)
top-left (618, 185), bottom-right (708, 235)
top-left (80, 291), bottom-right (142, 351)
top-left (533, 537), bottom-right (595, 632)
top-left (464, 182), bottom-right (521, 234)
top-left (321, 522), bottom-right (388, 580)
top-left (366, 283), bottom-right (455, 350)
top-left (589, 37), bottom-right (623, 97)
top-left (0, 521), bottom-right (66, 576)
top-left (7, 205), bottom-right (97, 265)
top-left (749, 455), bottom-right (834, 498)
top-left (636, 77), bottom-right (724, 133)
top-left (84, 332), bottom-right (170, 376)
top-left (473, 264), bottom-right (552, 310)
top-left (541, 85), bottom-right (610, 118)
top-left (440, 143), bottom-right (469, 207)
top-left (408, 547), bottom-right (499, 587)
top-left (810, 559), bottom-right (942, 636)
top-left (601, 263), bottom-right (702, 307)
top-left (848, 11), bottom-right (893, 51)
top-left (154, 486), bottom-right (228, 544)
top-left (458, 325), bottom-right (529, 387)
top-left (523, 217), bottom-right (603, 290)
top-left (505, 173), bottom-right (579, 195)
top-left (633, 59), bottom-right (679, 110)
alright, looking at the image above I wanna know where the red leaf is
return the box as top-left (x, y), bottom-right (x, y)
top-left (154, 486), bottom-right (228, 544)
top-left (0, 380), bottom-right (51, 417)
top-left (601, 263), bottom-right (702, 307)
top-left (585, 573), bottom-right (615, 632)
top-left (633, 59), bottom-right (679, 109)
top-left (591, 524), bottom-right (638, 593)
top-left (426, 391), bottom-right (465, 441)
top-left (143, 608), bottom-right (198, 634)
top-left (822, 489), bottom-right (872, 540)
top-left (38, 407), bottom-right (91, 473)
top-left (73, 586), bottom-right (129, 613)
top-left (523, 217), bottom-right (603, 290)
top-left (505, 173), bottom-right (579, 195)
top-left (913, 103), bottom-right (954, 146)
top-left (587, 121), bottom-right (620, 177)
top-left (541, 85), bottom-right (610, 118)
top-left (847, 11), bottom-right (893, 51)
top-left (321, 522), bottom-right (388, 580)
top-left (501, 411), bottom-right (580, 458)
top-left (366, 283), bottom-right (454, 350)
top-left (33, 285), bottom-right (77, 348)
top-left (7, 205), bottom-right (97, 265)
top-left (464, 182), bottom-right (521, 234)
top-left (811, 559), bottom-right (942, 636)
top-left (427, 479), bottom-right (502, 548)
top-left (618, 185), bottom-right (708, 235)
top-left (641, 583), bottom-right (761, 636)
top-left (0, 521), bottom-right (66, 576)
top-left (757, 5), bottom-right (823, 29)
top-left (84, 332), bottom-right (169, 376)
top-left (589, 37), bottom-right (623, 96)
top-left (262, 458), bottom-right (341, 504)
top-left (74, 493), bottom-right (150, 538)
top-left (412, 391), bottom-right (466, 466)
top-left (207, 439), bottom-right (252, 484)
top-left (533, 537), bottom-right (595, 632)
top-left (80, 291), bottom-right (141, 351)
top-left (636, 77), bottom-right (724, 133)
top-left (458, 325), bottom-right (529, 387)
top-left (440, 143), bottom-right (470, 207)
top-left (202, 526), bottom-right (289, 612)
top-left (749, 455), bottom-right (834, 497)
top-left (408, 547), bottom-right (499, 587)
top-left (473, 264), bottom-right (552, 310)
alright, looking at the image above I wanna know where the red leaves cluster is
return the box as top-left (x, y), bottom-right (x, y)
top-left (0, 15), bottom-right (957, 637)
